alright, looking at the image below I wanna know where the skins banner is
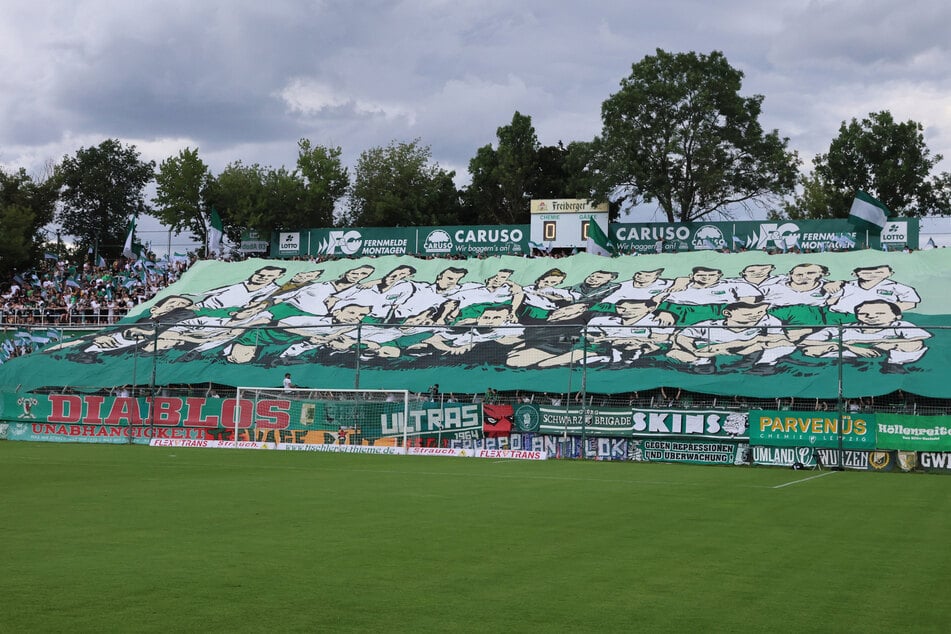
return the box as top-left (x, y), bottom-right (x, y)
top-left (1, 249), bottom-right (949, 402)
top-left (527, 405), bottom-right (748, 438)
top-left (749, 409), bottom-right (876, 449)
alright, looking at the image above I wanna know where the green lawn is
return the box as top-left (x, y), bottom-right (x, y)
top-left (2, 442), bottom-right (949, 632)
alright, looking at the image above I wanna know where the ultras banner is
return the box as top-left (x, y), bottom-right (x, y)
top-left (0, 249), bottom-right (949, 399)
top-left (875, 414), bottom-right (951, 451)
top-left (749, 409), bottom-right (875, 449)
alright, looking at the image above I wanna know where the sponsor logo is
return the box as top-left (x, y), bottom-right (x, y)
top-left (423, 229), bottom-right (453, 253)
top-left (881, 221), bottom-right (908, 244)
top-left (279, 232), bottom-right (301, 252)
top-left (692, 225), bottom-right (727, 250)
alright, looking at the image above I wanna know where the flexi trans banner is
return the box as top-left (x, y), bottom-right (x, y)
top-left (749, 409), bottom-right (876, 449)
top-left (1, 249), bottom-right (950, 400)
top-left (875, 414), bottom-right (951, 451)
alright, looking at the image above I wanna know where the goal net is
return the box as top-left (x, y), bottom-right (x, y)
top-left (233, 387), bottom-right (411, 448)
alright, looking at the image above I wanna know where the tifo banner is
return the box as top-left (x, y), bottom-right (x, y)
top-left (875, 414), bottom-right (951, 451)
top-left (749, 409), bottom-right (876, 449)
top-left (611, 218), bottom-right (919, 254)
top-left (275, 225), bottom-right (531, 258)
top-left (1, 249), bottom-right (950, 400)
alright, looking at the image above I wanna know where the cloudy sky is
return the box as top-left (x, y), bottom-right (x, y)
top-left (2, 0), bottom-right (949, 251)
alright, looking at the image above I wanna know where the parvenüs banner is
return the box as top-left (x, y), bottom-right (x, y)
top-left (875, 414), bottom-right (951, 451)
top-left (1, 249), bottom-right (949, 400)
top-left (749, 409), bottom-right (876, 449)
top-left (611, 218), bottom-right (919, 254)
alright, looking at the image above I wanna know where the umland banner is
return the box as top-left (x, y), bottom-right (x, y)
top-left (0, 248), bottom-right (949, 401)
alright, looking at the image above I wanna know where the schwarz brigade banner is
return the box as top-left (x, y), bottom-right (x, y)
top-left (875, 414), bottom-right (951, 451)
top-left (527, 405), bottom-right (748, 438)
top-left (611, 218), bottom-right (918, 254)
top-left (749, 409), bottom-right (876, 449)
top-left (1, 248), bottom-right (950, 401)
top-left (276, 225), bottom-right (530, 258)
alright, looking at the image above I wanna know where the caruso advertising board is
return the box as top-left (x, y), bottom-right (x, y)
top-left (275, 225), bottom-right (530, 257)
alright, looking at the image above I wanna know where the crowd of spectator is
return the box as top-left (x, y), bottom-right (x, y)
top-left (1, 253), bottom-right (196, 328)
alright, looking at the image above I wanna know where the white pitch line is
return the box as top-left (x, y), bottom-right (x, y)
top-left (773, 470), bottom-right (835, 489)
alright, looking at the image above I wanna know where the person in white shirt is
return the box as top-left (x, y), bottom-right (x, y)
top-left (667, 301), bottom-right (795, 375)
top-left (801, 300), bottom-right (930, 373)
top-left (660, 267), bottom-right (761, 325)
top-left (825, 265), bottom-right (920, 322)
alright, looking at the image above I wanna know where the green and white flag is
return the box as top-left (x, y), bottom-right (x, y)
top-left (849, 191), bottom-right (890, 232)
top-left (208, 209), bottom-right (224, 256)
top-left (122, 219), bottom-right (137, 259)
top-left (586, 219), bottom-right (615, 256)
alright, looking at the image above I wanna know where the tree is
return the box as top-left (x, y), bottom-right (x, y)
top-left (207, 161), bottom-right (267, 244)
top-left (153, 147), bottom-right (213, 242)
top-left (347, 139), bottom-right (463, 227)
top-left (592, 49), bottom-right (799, 222)
top-left (56, 139), bottom-right (155, 259)
top-left (783, 111), bottom-right (951, 219)
top-left (463, 111), bottom-right (540, 224)
top-left (0, 166), bottom-right (59, 274)
top-left (296, 139), bottom-right (349, 228)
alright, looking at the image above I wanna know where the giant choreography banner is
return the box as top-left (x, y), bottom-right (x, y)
top-left (0, 249), bottom-right (949, 400)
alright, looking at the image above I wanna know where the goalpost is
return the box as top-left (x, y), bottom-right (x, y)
top-left (233, 387), bottom-right (411, 449)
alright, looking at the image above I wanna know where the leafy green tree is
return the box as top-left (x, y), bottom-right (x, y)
top-left (783, 111), bottom-right (951, 218)
top-left (296, 139), bottom-right (349, 228)
top-left (347, 139), bottom-right (463, 227)
top-left (0, 166), bottom-right (59, 274)
top-left (207, 161), bottom-right (267, 243)
top-left (56, 139), bottom-right (155, 258)
top-left (463, 111), bottom-right (540, 224)
top-left (153, 147), bottom-right (213, 243)
top-left (592, 49), bottom-right (799, 222)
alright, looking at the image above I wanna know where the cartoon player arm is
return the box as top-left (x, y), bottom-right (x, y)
top-left (421, 333), bottom-right (473, 355)
top-left (508, 284), bottom-right (525, 315)
top-left (653, 310), bottom-right (676, 326)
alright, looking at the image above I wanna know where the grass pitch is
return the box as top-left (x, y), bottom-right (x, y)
top-left (2, 442), bottom-right (950, 632)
